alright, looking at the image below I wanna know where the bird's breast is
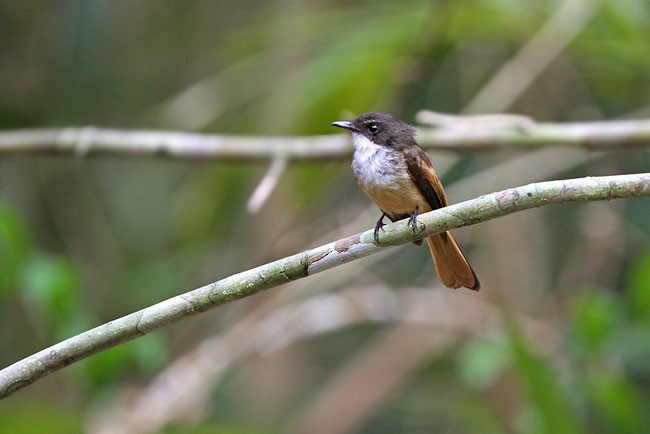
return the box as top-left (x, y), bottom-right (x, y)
top-left (351, 134), bottom-right (429, 217)
top-left (351, 136), bottom-right (404, 189)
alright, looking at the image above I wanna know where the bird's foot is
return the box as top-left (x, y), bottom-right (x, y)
top-left (408, 206), bottom-right (425, 233)
top-left (374, 212), bottom-right (387, 243)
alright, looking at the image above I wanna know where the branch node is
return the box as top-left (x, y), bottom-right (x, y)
top-left (73, 127), bottom-right (98, 157)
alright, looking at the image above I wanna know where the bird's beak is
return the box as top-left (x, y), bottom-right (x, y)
top-left (331, 120), bottom-right (358, 133)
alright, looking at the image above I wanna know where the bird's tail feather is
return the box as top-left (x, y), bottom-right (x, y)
top-left (426, 232), bottom-right (480, 291)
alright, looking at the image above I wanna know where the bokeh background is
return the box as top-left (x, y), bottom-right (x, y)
top-left (1, 1), bottom-right (650, 433)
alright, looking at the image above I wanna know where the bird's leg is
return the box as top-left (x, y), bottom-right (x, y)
top-left (374, 211), bottom-right (388, 243)
top-left (408, 205), bottom-right (421, 233)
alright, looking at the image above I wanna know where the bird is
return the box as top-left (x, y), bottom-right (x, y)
top-left (331, 112), bottom-right (480, 291)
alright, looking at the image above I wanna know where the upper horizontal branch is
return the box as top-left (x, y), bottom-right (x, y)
top-left (1, 172), bottom-right (648, 398)
top-left (1, 117), bottom-right (650, 160)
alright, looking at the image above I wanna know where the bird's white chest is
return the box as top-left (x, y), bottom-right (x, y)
top-left (351, 134), bottom-right (405, 190)
top-left (350, 134), bottom-right (429, 216)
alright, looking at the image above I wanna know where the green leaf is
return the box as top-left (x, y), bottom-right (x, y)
top-left (571, 292), bottom-right (619, 351)
top-left (131, 332), bottom-right (168, 372)
top-left (21, 254), bottom-right (80, 319)
top-left (505, 316), bottom-right (584, 434)
top-left (588, 373), bottom-right (647, 434)
top-left (81, 343), bottom-right (133, 387)
top-left (459, 339), bottom-right (510, 389)
top-left (0, 201), bottom-right (30, 297)
top-left (0, 401), bottom-right (81, 434)
top-left (626, 251), bottom-right (650, 321)
top-left (80, 334), bottom-right (168, 387)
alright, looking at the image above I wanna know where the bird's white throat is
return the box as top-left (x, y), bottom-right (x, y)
top-left (350, 133), bottom-right (406, 189)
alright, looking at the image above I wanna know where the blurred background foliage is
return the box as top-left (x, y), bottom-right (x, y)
top-left (1, 0), bottom-right (650, 433)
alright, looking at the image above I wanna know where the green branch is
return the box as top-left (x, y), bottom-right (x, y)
top-left (0, 173), bottom-right (648, 398)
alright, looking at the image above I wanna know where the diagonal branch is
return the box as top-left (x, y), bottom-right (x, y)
top-left (0, 173), bottom-right (648, 398)
top-left (462, 0), bottom-right (598, 113)
top-left (1, 117), bottom-right (650, 161)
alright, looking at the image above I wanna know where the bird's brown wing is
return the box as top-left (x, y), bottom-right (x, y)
top-left (401, 145), bottom-right (448, 211)
top-left (402, 144), bottom-right (480, 291)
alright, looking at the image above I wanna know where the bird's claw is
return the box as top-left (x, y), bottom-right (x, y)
top-left (408, 206), bottom-right (425, 233)
top-left (374, 212), bottom-right (387, 243)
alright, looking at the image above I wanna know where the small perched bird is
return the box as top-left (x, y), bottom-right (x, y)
top-left (332, 112), bottom-right (480, 291)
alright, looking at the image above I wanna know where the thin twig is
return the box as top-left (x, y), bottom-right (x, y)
top-left (247, 156), bottom-right (289, 213)
top-left (416, 110), bottom-right (536, 129)
top-left (415, 118), bottom-right (650, 150)
top-left (1, 117), bottom-right (650, 161)
top-left (1, 173), bottom-right (648, 399)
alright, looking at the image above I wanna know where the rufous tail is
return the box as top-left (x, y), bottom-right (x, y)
top-left (426, 232), bottom-right (480, 291)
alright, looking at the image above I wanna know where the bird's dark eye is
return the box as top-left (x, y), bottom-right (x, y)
top-left (367, 123), bottom-right (379, 134)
